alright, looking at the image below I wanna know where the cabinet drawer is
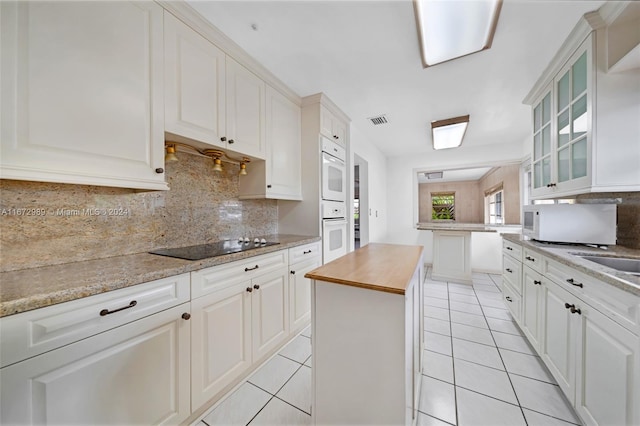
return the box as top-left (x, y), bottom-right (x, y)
top-left (191, 250), bottom-right (288, 298)
top-left (543, 256), bottom-right (588, 295)
top-left (522, 248), bottom-right (543, 273)
top-left (289, 242), bottom-right (321, 265)
top-left (502, 280), bottom-right (522, 323)
top-left (502, 240), bottom-right (522, 262)
top-left (503, 254), bottom-right (523, 295)
top-left (581, 276), bottom-right (640, 336)
top-left (0, 273), bottom-right (190, 368)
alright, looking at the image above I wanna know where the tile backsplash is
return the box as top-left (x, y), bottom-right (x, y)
top-left (0, 154), bottom-right (277, 272)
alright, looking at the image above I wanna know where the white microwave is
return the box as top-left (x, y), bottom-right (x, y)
top-left (522, 204), bottom-right (617, 245)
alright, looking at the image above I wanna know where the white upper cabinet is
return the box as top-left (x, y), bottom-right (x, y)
top-left (164, 12), bottom-right (226, 150)
top-left (0, 1), bottom-right (167, 190)
top-left (164, 13), bottom-right (268, 159)
top-left (525, 6), bottom-right (640, 199)
top-left (225, 58), bottom-right (266, 159)
top-left (320, 105), bottom-right (348, 146)
top-left (239, 85), bottom-right (301, 200)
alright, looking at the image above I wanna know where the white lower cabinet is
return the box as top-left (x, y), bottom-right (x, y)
top-left (521, 266), bottom-right (544, 351)
top-left (503, 237), bottom-right (640, 426)
top-left (191, 281), bottom-right (252, 410)
top-left (0, 303), bottom-right (191, 425)
top-left (289, 257), bottom-right (321, 333)
top-left (541, 279), bottom-right (577, 402)
top-left (575, 303), bottom-right (640, 426)
top-left (190, 262), bottom-right (290, 409)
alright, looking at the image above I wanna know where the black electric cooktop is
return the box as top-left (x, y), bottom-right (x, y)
top-left (149, 240), bottom-right (280, 261)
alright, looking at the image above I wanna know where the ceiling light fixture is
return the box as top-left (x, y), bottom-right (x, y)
top-left (414, 0), bottom-right (502, 67)
top-left (164, 142), bottom-right (251, 176)
top-left (426, 171), bottom-right (444, 179)
top-left (431, 115), bottom-right (470, 150)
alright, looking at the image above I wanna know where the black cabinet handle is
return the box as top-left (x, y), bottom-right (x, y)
top-left (566, 278), bottom-right (583, 288)
top-left (534, 280), bottom-right (542, 285)
top-left (525, 256), bottom-right (535, 262)
top-left (303, 250), bottom-right (312, 254)
top-left (267, 185), bottom-right (272, 188)
top-left (245, 265), bottom-right (259, 272)
top-left (220, 136), bottom-right (227, 142)
top-left (505, 296), bottom-right (513, 302)
top-left (246, 287), bottom-right (253, 293)
top-left (546, 183), bottom-right (557, 188)
top-left (228, 139), bottom-right (235, 144)
top-left (506, 268), bottom-right (513, 273)
top-left (100, 300), bottom-right (137, 316)
top-left (290, 270), bottom-right (296, 275)
top-left (182, 313), bottom-right (191, 320)
top-left (564, 303), bottom-right (581, 315)
top-left (253, 284), bottom-right (260, 290)
top-left (155, 168), bottom-right (164, 174)
top-left (506, 247), bottom-right (513, 251)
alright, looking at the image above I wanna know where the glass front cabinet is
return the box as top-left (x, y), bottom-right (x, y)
top-left (530, 34), bottom-right (593, 198)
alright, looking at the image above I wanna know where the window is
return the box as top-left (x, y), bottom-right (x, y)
top-left (432, 193), bottom-right (455, 221)
top-left (486, 188), bottom-right (503, 224)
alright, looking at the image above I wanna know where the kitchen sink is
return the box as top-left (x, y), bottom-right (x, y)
top-left (579, 255), bottom-right (640, 276)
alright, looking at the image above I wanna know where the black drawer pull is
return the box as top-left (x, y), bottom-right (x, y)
top-left (506, 268), bottom-right (513, 273)
top-left (100, 300), bottom-right (137, 316)
top-left (290, 270), bottom-right (296, 275)
top-left (182, 313), bottom-right (191, 320)
top-left (303, 250), bottom-right (312, 255)
top-left (253, 284), bottom-right (260, 290)
top-left (245, 265), bottom-right (259, 272)
top-left (505, 296), bottom-right (513, 302)
top-left (534, 280), bottom-right (542, 285)
top-left (246, 287), bottom-right (253, 293)
top-left (506, 247), bottom-right (513, 251)
top-left (566, 278), bottom-right (583, 288)
top-left (564, 303), bottom-right (581, 315)
top-left (525, 256), bottom-right (535, 262)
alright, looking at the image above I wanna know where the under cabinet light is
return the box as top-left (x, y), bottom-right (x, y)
top-left (414, 0), bottom-right (502, 67)
top-left (431, 115), bottom-right (469, 150)
top-left (164, 142), bottom-right (250, 175)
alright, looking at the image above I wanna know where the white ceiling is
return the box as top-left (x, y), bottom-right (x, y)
top-left (188, 0), bottom-right (605, 159)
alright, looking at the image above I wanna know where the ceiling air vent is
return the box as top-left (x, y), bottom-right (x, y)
top-left (368, 115), bottom-right (389, 126)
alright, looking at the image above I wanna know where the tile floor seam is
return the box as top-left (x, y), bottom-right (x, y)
top-left (272, 395), bottom-right (311, 416)
top-left (245, 395), bottom-right (275, 426)
top-left (522, 407), bottom-right (581, 425)
top-left (277, 352), bottom-right (308, 366)
top-left (507, 371), bottom-right (560, 386)
top-left (416, 409), bottom-right (457, 426)
top-left (446, 281), bottom-right (460, 426)
top-left (471, 283), bottom-right (530, 426)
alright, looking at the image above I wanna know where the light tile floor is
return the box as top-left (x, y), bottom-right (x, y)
top-left (196, 270), bottom-right (582, 426)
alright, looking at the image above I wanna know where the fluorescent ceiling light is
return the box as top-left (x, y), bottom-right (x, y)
top-left (431, 115), bottom-right (469, 150)
top-left (414, 0), bottom-right (502, 67)
top-left (426, 171), bottom-right (443, 179)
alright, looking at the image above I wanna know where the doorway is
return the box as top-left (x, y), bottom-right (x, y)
top-left (354, 154), bottom-right (369, 250)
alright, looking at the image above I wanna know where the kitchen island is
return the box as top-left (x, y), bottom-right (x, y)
top-left (305, 243), bottom-right (423, 425)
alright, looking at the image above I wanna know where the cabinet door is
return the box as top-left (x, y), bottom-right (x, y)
top-left (333, 119), bottom-right (348, 146)
top-left (541, 280), bottom-right (577, 403)
top-left (252, 269), bottom-right (289, 361)
top-left (226, 58), bottom-right (265, 159)
top-left (289, 258), bottom-right (320, 333)
top-left (531, 87), bottom-right (554, 197)
top-left (265, 85), bottom-right (302, 200)
top-left (164, 12), bottom-right (226, 148)
top-left (0, 304), bottom-right (191, 425)
top-left (191, 282), bottom-right (252, 408)
top-left (521, 266), bottom-right (544, 352)
top-left (575, 304), bottom-right (640, 426)
top-left (320, 106), bottom-right (335, 140)
top-left (553, 36), bottom-right (592, 194)
top-left (0, 1), bottom-right (167, 190)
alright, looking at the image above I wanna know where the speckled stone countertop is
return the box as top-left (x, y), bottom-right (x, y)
top-left (0, 234), bottom-right (320, 317)
top-left (417, 223), bottom-right (522, 233)
top-left (503, 234), bottom-right (640, 296)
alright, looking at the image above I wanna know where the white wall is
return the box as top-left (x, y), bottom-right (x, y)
top-left (349, 125), bottom-right (388, 250)
top-left (385, 140), bottom-right (526, 266)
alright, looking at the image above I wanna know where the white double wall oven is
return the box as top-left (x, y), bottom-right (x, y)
top-left (321, 137), bottom-right (347, 263)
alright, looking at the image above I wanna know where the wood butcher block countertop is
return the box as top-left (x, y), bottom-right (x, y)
top-left (305, 243), bottom-right (424, 295)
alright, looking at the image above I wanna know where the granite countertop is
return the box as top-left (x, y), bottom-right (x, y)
top-left (0, 234), bottom-right (320, 317)
top-left (417, 223), bottom-right (522, 232)
top-left (305, 243), bottom-right (423, 295)
top-left (502, 234), bottom-right (640, 296)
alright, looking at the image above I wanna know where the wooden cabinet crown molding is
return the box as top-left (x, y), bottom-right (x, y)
top-left (157, 0), bottom-right (302, 107)
top-left (301, 92), bottom-right (351, 124)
